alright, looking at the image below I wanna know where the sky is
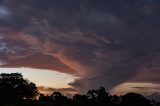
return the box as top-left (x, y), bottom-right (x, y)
top-left (0, 0), bottom-right (160, 97)
top-left (0, 67), bottom-right (78, 95)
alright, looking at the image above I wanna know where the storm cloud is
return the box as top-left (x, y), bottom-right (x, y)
top-left (0, 0), bottom-right (160, 95)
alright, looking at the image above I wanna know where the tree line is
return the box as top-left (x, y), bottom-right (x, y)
top-left (0, 73), bottom-right (159, 106)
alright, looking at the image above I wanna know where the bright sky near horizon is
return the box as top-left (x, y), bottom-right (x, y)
top-left (0, 67), bottom-right (78, 89)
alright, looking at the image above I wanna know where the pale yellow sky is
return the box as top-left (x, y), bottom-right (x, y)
top-left (0, 67), bottom-right (78, 89)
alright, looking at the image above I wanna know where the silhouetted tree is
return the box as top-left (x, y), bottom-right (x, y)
top-left (0, 73), bottom-right (158, 106)
top-left (120, 93), bottom-right (152, 106)
top-left (73, 94), bottom-right (89, 106)
top-left (0, 73), bottom-right (39, 102)
top-left (39, 93), bottom-right (52, 101)
top-left (110, 95), bottom-right (121, 106)
top-left (50, 92), bottom-right (70, 106)
top-left (151, 100), bottom-right (160, 106)
top-left (96, 87), bottom-right (112, 106)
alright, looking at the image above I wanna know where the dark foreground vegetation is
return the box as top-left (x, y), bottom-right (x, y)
top-left (0, 73), bottom-right (159, 106)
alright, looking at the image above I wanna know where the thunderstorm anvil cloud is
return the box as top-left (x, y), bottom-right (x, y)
top-left (0, 0), bottom-right (160, 95)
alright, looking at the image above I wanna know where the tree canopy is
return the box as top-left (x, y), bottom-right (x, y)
top-left (0, 73), bottom-right (38, 101)
top-left (0, 73), bottom-right (159, 106)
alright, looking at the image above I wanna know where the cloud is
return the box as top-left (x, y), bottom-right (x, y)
top-left (110, 82), bottom-right (160, 96)
top-left (0, 6), bottom-right (10, 17)
top-left (0, 60), bottom-right (6, 66)
top-left (129, 53), bottom-right (160, 84)
top-left (38, 86), bottom-right (78, 97)
top-left (132, 87), bottom-right (160, 91)
top-left (0, 0), bottom-right (160, 96)
top-left (2, 53), bottom-right (76, 74)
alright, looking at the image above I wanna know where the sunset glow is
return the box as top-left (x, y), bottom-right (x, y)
top-left (0, 0), bottom-right (160, 99)
top-left (0, 67), bottom-right (78, 94)
top-left (111, 82), bottom-right (160, 96)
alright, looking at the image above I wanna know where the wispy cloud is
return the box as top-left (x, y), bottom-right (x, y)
top-left (0, 0), bottom-right (160, 96)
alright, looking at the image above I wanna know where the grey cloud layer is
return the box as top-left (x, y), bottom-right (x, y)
top-left (0, 0), bottom-right (160, 94)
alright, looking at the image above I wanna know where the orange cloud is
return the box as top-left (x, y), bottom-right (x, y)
top-left (38, 86), bottom-right (78, 97)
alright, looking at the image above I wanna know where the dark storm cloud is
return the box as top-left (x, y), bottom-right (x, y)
top-left (130, 53), bottom-right (160, 84)
top-left (0, 0), bottom-right (160, 94)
